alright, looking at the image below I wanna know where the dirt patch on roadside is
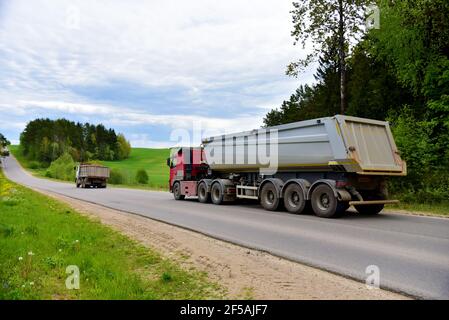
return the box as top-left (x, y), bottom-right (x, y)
top-left (38, 190), bottom-right (407, 300)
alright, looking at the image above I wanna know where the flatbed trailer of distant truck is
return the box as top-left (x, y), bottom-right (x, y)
top-left (167, 115), bottom-right (407, 218)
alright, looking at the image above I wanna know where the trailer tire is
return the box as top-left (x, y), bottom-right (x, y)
top-left (283, 183), bottom-right (306, 214)
top-left (355, 193), bottom-right (384, 215)
top-left (197, 182), bottom-right (210, 203)
top-left (311, 184), bottom-right (346, 218)
top-left (260, 182), bottom-right (280, 211)
top-left (355, 205), bottom-right (384, 215)
top-left (211, 183), bottom-right (224, 205)
top-left (173, 181), bottom-right (185, 200)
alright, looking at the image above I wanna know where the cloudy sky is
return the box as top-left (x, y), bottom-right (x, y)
top-left (0, 0), bottom-right (314, 147)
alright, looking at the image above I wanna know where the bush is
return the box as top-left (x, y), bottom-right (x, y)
top-left (135, 169), bottom-right (149, 184)
top-left (46, 153), bottom-right (76, 181)
top-left (388, 108), bottom-right (449, 204)
top-left (109, 169), bottom-right (125, 185)
top-left (28, 161), bottom-right (41, 169)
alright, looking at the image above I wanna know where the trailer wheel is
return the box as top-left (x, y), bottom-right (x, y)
top-left (355, 193), bottom-right (384, 215)
top-left (311, 184), bottom-right (346, 218)
top-left (173, 182), bottom-right (185, 200)
top-left (211, 183), bottom-right (224, 205)
top-left (355, 205), bottom-right (384, 215)
top-left (197, 182), bottom-right (210, 203)
top-left (283, 183), bottom-right (306, 214)
top-left (260, 182), bottom-right (280, 211)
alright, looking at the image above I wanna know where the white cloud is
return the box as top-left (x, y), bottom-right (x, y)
top-left (16, 99), bottom-right (263, 132)
top-left (0, 0), bottom-right (314, 145)
top-left (0, 0), bottom-right (304, 97)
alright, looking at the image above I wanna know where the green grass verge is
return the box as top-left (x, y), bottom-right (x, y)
top-left (8, 145), bottom-right (48, 177)
top-left (388, 202), bottom-right (449, 216)
top-left (0, 169), bottom-right (223, 299)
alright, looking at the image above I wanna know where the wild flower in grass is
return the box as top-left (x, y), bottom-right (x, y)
top-left (18, 256), bottom-right (23, 261)
top-left (21, 251), bottom-right (35, 279)
top-left (73, 240), bottom-right (80, 252)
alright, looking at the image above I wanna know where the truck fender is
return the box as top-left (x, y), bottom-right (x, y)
top-left (198, 179), bottom-right (213, 192)
top-left (281, 179), bottom-right (311, 200)
top-left (307, 179), bottom-right (352, 201)
top-left (171, 179), bottom-right (181, 191)
top-left (258, 178), bottom-right (284, 198)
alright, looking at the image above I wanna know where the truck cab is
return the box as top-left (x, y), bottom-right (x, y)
top-left (167, 147), bottom-right (208, 198)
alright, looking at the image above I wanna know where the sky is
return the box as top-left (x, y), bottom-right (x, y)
top-left (0, 0), bottom-right (315, 147)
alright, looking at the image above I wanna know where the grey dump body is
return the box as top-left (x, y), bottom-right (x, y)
top-left (77, 165), bottom-right (110, 178)
top-left (202, 115), bottom-right (406, 175)
top-left (75, 164), bottom-right (110, 188)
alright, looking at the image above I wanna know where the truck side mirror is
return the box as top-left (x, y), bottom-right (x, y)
top-left (166, 158), bottom-right (171, 167)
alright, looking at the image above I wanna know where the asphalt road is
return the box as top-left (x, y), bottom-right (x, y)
top-left (2, 155), bottom-right (449, 299)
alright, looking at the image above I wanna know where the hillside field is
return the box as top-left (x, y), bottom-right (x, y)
top-left (101, 148), bottom-right (170, 190)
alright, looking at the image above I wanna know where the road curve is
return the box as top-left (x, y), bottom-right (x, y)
top-left (2, 155), bottom-right (449, 299)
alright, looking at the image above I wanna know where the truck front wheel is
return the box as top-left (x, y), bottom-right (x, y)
top-left (311, 184), bottom-right (346, 218)
top-left (173, 182), bottom-right (185, 200)
top-left (260, 182), bottom-right (280, 211)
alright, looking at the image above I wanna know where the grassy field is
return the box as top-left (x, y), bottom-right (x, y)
top-left (0, 169), bottom-right (222, 299)
top-left (101, 148), bottom-right (170, 190)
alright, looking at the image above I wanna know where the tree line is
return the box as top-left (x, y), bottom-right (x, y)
top-left (0, 133), bottom-right (10, 148)
top-left (19, 118), bottom-right (131, 164)
top-left (264, 0), bottom-right (449, 204)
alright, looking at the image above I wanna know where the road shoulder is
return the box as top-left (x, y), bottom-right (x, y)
top-left (35, 188), bottom-right (408, 300)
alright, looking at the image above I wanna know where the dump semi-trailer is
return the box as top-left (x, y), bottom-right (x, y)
top-left (167, 115), bottom-right (406, 218)
top-left (75, 164), bottom-right (110, 188)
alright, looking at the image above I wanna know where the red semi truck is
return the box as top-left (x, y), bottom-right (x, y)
top-left (167, 115), bottom-right (406, 218)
